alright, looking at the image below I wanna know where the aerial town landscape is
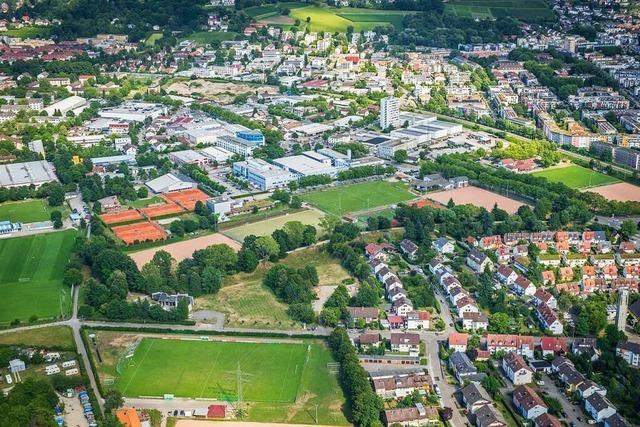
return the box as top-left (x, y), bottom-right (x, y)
top-left (1, 0), bottom-right (640, 426)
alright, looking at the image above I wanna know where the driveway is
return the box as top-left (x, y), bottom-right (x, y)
top-left (537, 374), bottom-right (589, 427)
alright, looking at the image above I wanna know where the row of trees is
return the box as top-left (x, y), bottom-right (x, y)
top-left (263, 264), bottom-right (318, 323)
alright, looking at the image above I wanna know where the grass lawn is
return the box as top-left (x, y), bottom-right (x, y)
top-left (0, 230), bottom-right (76, 324)
top-left (123, 196), bottom-right (164, 208)
top-left (222, 208), bottom-right (325, 242)
top-left (0, 199), bottom-right (66, 223)
top-left (0, 326), bottom-right (75, 350)
top-left (283, 247), bottom-right (350, 285)
top-left (288, 5), bottom-right (408, 32)
top-left (145, 32), bottom-right (163, 46)
top-left (101, 334), bottom-right (348, 424)
top-left (184, 31), bottom-right (239, 44)
top-left (302, 180), bottom-right (414, 216)
top-left (444, 0), bottom-right (555, 21)
top-left (2, 26), bottom-right (52, 38)
top-left (531, 164), bottom-right (619, 189)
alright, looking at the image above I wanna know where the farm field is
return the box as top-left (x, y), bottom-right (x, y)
top-left (0, 231), bottom-right (76, 324)
top-left (584, 182), bottom-right (640, 202)
top-left (427, 186), bottom-right (526, 214)
top-left (107, 336), bottom-right (348, 424)
top-left (248, 2), bottom-right (411, 32)
top-left (222, 208), bottom-right (324, 242)
top-left (129, 233), bottom-right (241, 268)
top-left (183, 31), bottom-right (239, 44)
top-left (531, 164), bottom-right (619, 189)
top-left (2, 26), bottom-right (52, 38)
top-left (0, 199), bottom-right (66, 223)
top-left (444, 0), bottom-right (555, 21)
top-left (302, 180), bottom-right (414, 217)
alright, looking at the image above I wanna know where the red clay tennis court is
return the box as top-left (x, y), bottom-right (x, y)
top-left (101, 209), bottom-right (144, 225)
top-left (163, 188), bottom-right (210, 211)
top-left (141, 202), bottom-right (185, 218)
top-left (112, 221), bottom-right (168, 245)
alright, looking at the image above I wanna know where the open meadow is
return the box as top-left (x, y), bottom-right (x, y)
top-left (302, 180), bottom-right (414, 217)
top-left (531, 164), bottom-right (619, 189)
top-left (0, 326), bottom-right (75, 349)
top-left (98, 333), bottom-right (348, 424)
top-left (444, 0), bottom-right (555, 21)
top-left (197, 247), bottom-right (348, 328)
top-left (0, 199), bottom-right (66, 223)
top-left (246, 2), bottom-right (411, 32)
top-left (0, 230), bottom-right (75, 324)
top-left (427, 186), bottom-right (526, 213)
top-left (221, 208), bottom-right (324, 242)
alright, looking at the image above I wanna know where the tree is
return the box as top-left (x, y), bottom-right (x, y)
top-left (620, 219), bottom-right (637, 240)
top-left (104, 389), bottom-right (124, 413)
top-left (319, 215), bottom-right (341, 236)
top-left (393, 149), bottom-right (408, 163)
top-left (47, 183), bottom-right (65, 206)
top-left (137, 186), bottom-right (148, 198)
top-left (287, 303), bottom-right (315, 323)
top-left (490, 312), bottom-right (512, 333)
top-left (290, 195), bottom-right (302, 209)
top-left (319, 307), bottom-right (340, 326)
top-left (252, 235), bottom-right (280, 261)
top-left (50, 210), bottom-right (63, 229)
top-left (237, 248), bottom-right (258, 272)
top-left (481, 376), bottom-right (501, 397)
top-left (63, 268), bottom-right (83, 288)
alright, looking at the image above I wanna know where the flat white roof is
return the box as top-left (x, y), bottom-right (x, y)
top-left (273, 155), bottom-right (336, 176)
top-left (0, 160), bottom-right (58, 186)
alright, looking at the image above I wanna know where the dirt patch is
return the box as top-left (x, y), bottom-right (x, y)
top-left (260, 15), bottom-right (295, 24)
top-left (584, 182), bottom-right (640, 202)
top-left (427, 186), bottom-right (527, 214)
top-left (166, 80), bottom-right (278, 103)
top-left (129, 233), bottom-right (241, 268)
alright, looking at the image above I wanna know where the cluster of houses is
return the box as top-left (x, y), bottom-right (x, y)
top-left (364, 240), bottom-right (432, 331)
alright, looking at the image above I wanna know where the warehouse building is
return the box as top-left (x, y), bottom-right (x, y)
top-left (273, 151), bottom-right (337, 177)
top-left (0, 160), bottom-right (58, 187)
top-left (232, 158), bottom-right (296, 190)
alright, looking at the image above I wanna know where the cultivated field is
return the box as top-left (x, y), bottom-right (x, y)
top-left (95, 332), bottom-right (348, 424)
top-left (222, 209), bottom-right (324, 242)
top-left (0, 231), bottom-right (75, 323)
top-left (585, 182), bottom-right (640, 202)
top-left (531, 164), bottom-right (619, 189)
top-left (445, 0), bottom-right (555, 21)
top-left (302, 181), bottom-right (414, 217)
top-left (129, 233), bottom-right (241, 268)
top-left (0, 199), bottom-right (66, 223)
top-left (427, 186), bottom-right (526, 213)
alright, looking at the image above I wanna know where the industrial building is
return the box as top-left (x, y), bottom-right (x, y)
top-left (98, 101), bottom-right (167, 122)
top-left (0, 160), bottom-right (58, 187)
top-left (44, 96), bottom-right (88, 117)
top-left (91, 155), bottom-right (136, 167)
top-left (273, 151), bottom-right (337, 177)
top-left (145, 173), bottom-right (196, 194)
top-left (232, 158), bottom-right (296, 190)
top-left (216, 134), bottom-right (263, 156)
top-left (169, 150), bottom-right (211, 166)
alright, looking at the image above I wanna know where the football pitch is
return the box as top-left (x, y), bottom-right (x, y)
top-left (302, 180), bottom-right (414, 216)
top-left (116, 338), bottom-right (308, 402)
top-left (531, 164), bottom-right (619, 189)
top-left (0, 230), bottom-right (76, 323)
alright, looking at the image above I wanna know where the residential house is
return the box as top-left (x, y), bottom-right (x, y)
top-left (449, 351), bottom-right (482, 384)
top-left (541, 270), bottom-right (556, 285)
top-left (486, 334), bottom-right (535, 358)
top-left (480, 235), bottom-right (502, 250)
top-left (448, 332), bottom-right (469, 352)
top-left (406, 311), bottom-right (431, 330)
top-left (572, 337), bottom-right (599, 361)
top-left (536, 303), bottom-right (563, 335)
top-left (539, 337), bottom-right (567, 357)
top-left (577, 380), bottom-right (607, 400)
top-left (388, 286), bottom-right (408, 302)
top-left (390, 333), bottom-right (420, 354)
top-left (400, 239), bottom-right (419, 261)
top-left (355, 333), bottom-right (382, 350)
top-left (456, 296), bottom-right (479, 315)
top-left (432, 237), bottom-right (455, 254)
top-left (502, 352), bottom-right (533, 386)
top-left (616, 341), bottom-right (640, 367)
top-left (474, 404), bottom-right (506, 427)
top-left (347, 307), bottom-right (379, 324)
top-left (373, 371), bottom-right (433, 399)
top-left (383, 404), bottom-right (439, 427)
top-left (559, 266), bottom-right (574, 282)
top-left (603, 414), bottom-right (630, 427)
top-left (535, 413), bottom-right (562, 427)
top-left (393, 298), bottom-right (414, 316)
top-left (461, 382), bottom-right (492, 414)
top-left (533, 289), bottom-right (557, 310)
top-left (512, 385), bottom-right (548, 420)
top-left (467, 248), bottom-right (493, 273)
top-left (462, 312), bottom-right (489, 332)
top-left (387, 315), bottom-right (405, 330)
top-left (496, 265), bottom-right (518, 286)
top-left (513, 275), bottom-right (536, 296)
top-left (584, 393), bottom-right (616, 423)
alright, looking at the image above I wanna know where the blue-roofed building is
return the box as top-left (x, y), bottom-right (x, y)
top-left (236, 129), bottom-right (265, 144)
top-left (0, 220), bottom-right (21, 234)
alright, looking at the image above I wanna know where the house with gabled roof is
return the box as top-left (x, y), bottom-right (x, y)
top-left (448, 332), bottom-right (469, 352)
top-left (512, 385), bottom-right (547, 420)
top-left (533, 288), bottom-right (557, 309)
top-left (539, 337), bottom-right (567, 356)
top-left (513, 275), bottom-right (536, 296)
top-left (496, 265), bottom-right (518, 286)
top-left (584, 393), bottom-right (616, 423)
top-left (536, 302), bottom-right (563, 335)
top-left (461, 382), bottom-right (492, 414)
top-left (503, 352), bottom-right (533, 386)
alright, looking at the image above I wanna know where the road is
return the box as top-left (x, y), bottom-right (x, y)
top-left (537, 373), bottom-right (589, 427)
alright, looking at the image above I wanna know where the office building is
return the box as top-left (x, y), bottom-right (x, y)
top-left (380, 97), bottom-right (400, 130)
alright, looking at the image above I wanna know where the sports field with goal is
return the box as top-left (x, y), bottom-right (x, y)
top-left (117, 338), bottom-right (310, 401)
top-left (301, 180), bottom-right (414, 216)
top-left (0, 230), bottom-right (75, 324)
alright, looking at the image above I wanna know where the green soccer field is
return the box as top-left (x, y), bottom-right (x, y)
top-left (0, 231), bottom-right (76, 324)
top-left (531, 164), bottom-right (619, 189)
top-left (116, 338), bottom-right (317, 401)
top-left (0, 199), bottom-right (66, 223)
top-left (302, 180), bottom-right (414, 216)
